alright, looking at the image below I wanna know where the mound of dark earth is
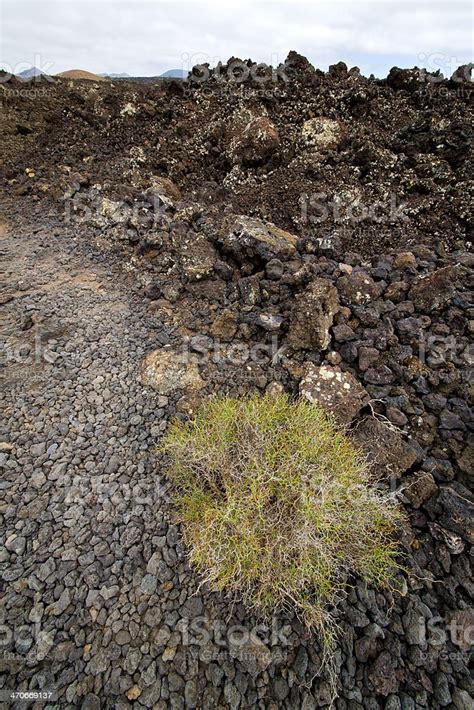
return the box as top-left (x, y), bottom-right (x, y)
top-left (0, 54), bottom-right (472, 709)
top-left (1, 53), bottom-right (473, 256)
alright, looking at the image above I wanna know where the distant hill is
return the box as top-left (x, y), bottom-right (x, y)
top-left (56, 69), bottom-right (106, 81)
top-left (99, 72), bottom-right (131, 78)
top-left (160, 69), bottom-right (187, 79)
top-left (18, 66), bottom-right (48, 80)
top-left (98, 69), bottom-right (187, 80)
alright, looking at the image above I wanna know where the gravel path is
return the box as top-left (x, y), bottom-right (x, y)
top-left (0, 214), bottom-right (190, 706)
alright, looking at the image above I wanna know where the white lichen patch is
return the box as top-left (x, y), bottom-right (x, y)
top-left (121, 102), bottom-right (137, 117)
top-left (301, 117), bottom-right (345, 150)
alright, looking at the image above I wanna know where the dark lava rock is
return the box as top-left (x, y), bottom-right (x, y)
top-left (332, 323), bottom-right (356, 342)
top-left (439, 410), bottom-right (466, 430)
top-left (358, 346), bottom-right (380, 371)
top-left (437, 486), bottom-right (473, 543)
top-left (286, 278), bottom-right (339, 350)
top-left (364, 365), bottom-right (394, 385)
top-left (367, 650), bottom-right (399, 696)
top-left (354, 417), bottom-right (419, 478)
top-left (337, 270), bottom-right (380, 305)
top-left (265, 258), bottom-right (284, 280)
top-left (403, 472), bottom-right (438, 508)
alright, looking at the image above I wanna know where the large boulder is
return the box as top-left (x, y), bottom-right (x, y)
top-left (228, 115), bottom-right (280, 165)
top-left (287, 279), bottom-right (339, 350)
top-left (299, 363), bottom-right (369, 425)
top-left (409, 265), bottom-right (467, 313)
top-left (219, 215), bottom-right (298, 263)
top-left (224, 106), bottom-right (280, 166)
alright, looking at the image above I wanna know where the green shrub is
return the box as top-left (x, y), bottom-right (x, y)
top-left (162, 392), bottom-right (404, 645)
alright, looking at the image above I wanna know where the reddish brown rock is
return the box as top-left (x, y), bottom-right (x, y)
top-left (211, 309), bottom-right (238, 341)
top-left (409, 265), bottom-right (466, 312)
top-left (367, 650), bottom-right (400, 696)
top-left (229, 115), bottom-right (280, 165)
top-left (403, 472), bottom-right (438, 508)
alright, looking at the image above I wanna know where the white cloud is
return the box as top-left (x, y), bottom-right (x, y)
top-left (1, 0), bottom-right (472, 78)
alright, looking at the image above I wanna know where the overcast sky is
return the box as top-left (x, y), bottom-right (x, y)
top-left (1, 0), bottom-right (472, 78)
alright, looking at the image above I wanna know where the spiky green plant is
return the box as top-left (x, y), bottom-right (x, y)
top-left (162, 392), bottom-right (404, 647)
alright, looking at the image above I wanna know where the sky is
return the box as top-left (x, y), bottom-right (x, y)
top-left (1, 0), bottom-right (472, 79)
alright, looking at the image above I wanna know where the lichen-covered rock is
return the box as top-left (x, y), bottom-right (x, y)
top-left (177, 233), bottom-right (218, 281)
top-left (299, 363), bottom-right (368, 424)
top-left (140, 347), bottom-right (204, 400)
top-left (337, 270), bottom-right (380, 305)
top-left (428, 522), bottom-right (465, 554)
top-left (219, 215), bottom-right (298, 263)
top-left (287, 279), bottom-right (339, 350)
top-left (301, 117), bottom-right (346, 150)
top-left (100, 196), bottom-right (129, 224)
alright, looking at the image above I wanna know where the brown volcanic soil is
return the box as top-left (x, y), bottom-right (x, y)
top-left (1, 54), bottom-right (472, 256)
